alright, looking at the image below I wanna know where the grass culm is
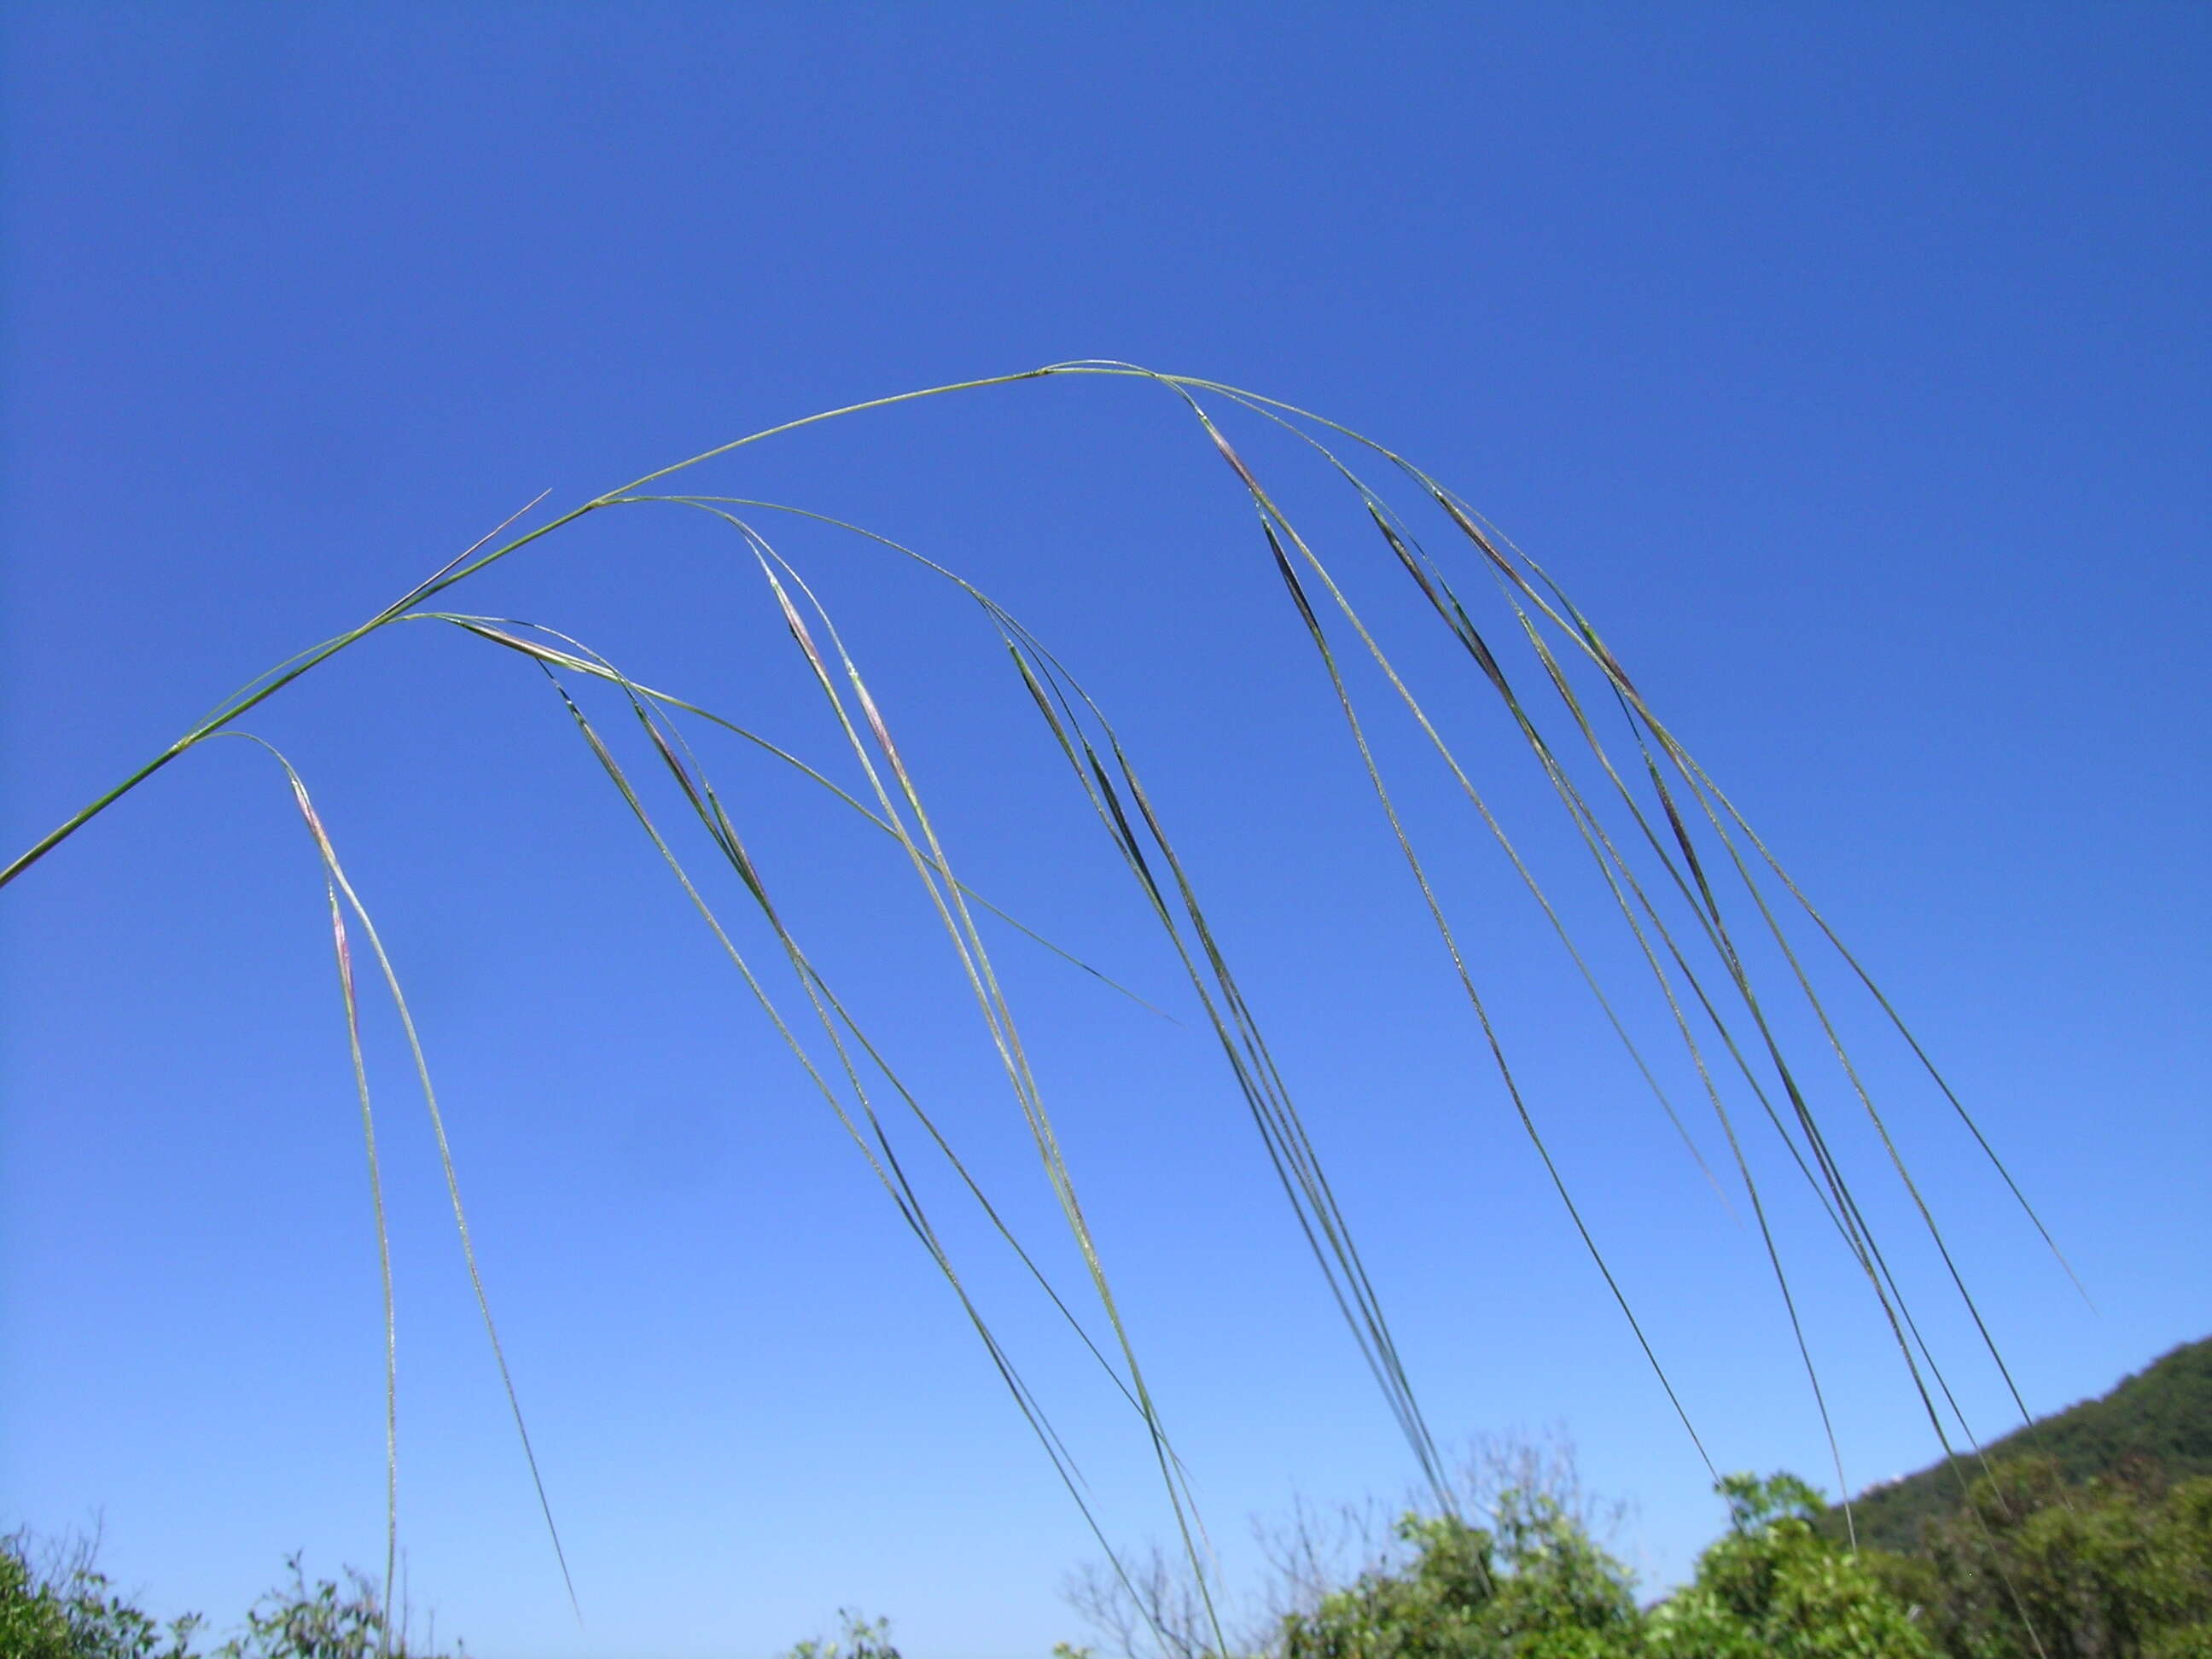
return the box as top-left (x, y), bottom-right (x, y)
top-left (0, 363), bottom-right (2077, 1650)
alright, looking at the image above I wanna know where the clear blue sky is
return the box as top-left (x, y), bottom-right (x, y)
top-left (3, 6), bottom-right (2205, 1656)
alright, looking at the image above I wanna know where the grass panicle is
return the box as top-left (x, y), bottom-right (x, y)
top-left (3, 364), bottom-right (2069, 1634)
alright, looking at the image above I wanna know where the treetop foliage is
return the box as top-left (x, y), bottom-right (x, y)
top-left (1827, 1336), bottom-right (2212, 1557)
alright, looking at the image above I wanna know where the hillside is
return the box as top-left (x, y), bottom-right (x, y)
top-left (1827, 1335), bottom-right (2212, 1555)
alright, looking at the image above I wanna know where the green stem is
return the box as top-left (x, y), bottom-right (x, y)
top-left (0, 367), bottom-right (1056, 893)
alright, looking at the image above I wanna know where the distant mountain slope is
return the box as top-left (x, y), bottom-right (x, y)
top-left (1827, 1335), bottom-right (2212, 1556)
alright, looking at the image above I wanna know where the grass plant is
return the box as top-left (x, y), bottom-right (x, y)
top-left (1, 363), bottom-right (2075, 1649)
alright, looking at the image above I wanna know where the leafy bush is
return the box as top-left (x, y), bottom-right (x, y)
top-left (1268, 1476), bottom-right (1929, 1659)
top-left (202, 1555), bottom-right (460, 1659)
top-left (1643, 1475), bottom-right (1933, 1659)
top-left (778, 1610), bottom-right (905, 1659)
top-left (1278, 1495), bottom-right (1640, 1659)
top-left (1901, 1459), bottom-right (2212, 1659)
top-left (0, 1532), bottom-right (201, 1659)
top-left (1826, 1339), bottom-right (2212, 1556)
top-left (1258, 1463), bottom-right (2212, 1659)
top-left (0, 1535), bottom-right (459, 1659)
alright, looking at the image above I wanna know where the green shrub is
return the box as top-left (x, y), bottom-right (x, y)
top-left (779, 1610), bottom-right (905, 1659)
top-left (0, 1534), bottom-right (459, 1659)
top-left (1279, 1492), bottom-right (1641, 1659)
top-left (1644, 1474), bottom-right (1932, 1659)
top-left (202, 1554), bottom-right (459, 1659)
top-left (0, 1532), bottom-right (201, 1659)
top-left (1910, 1459), bottom-right (2212, 1659)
